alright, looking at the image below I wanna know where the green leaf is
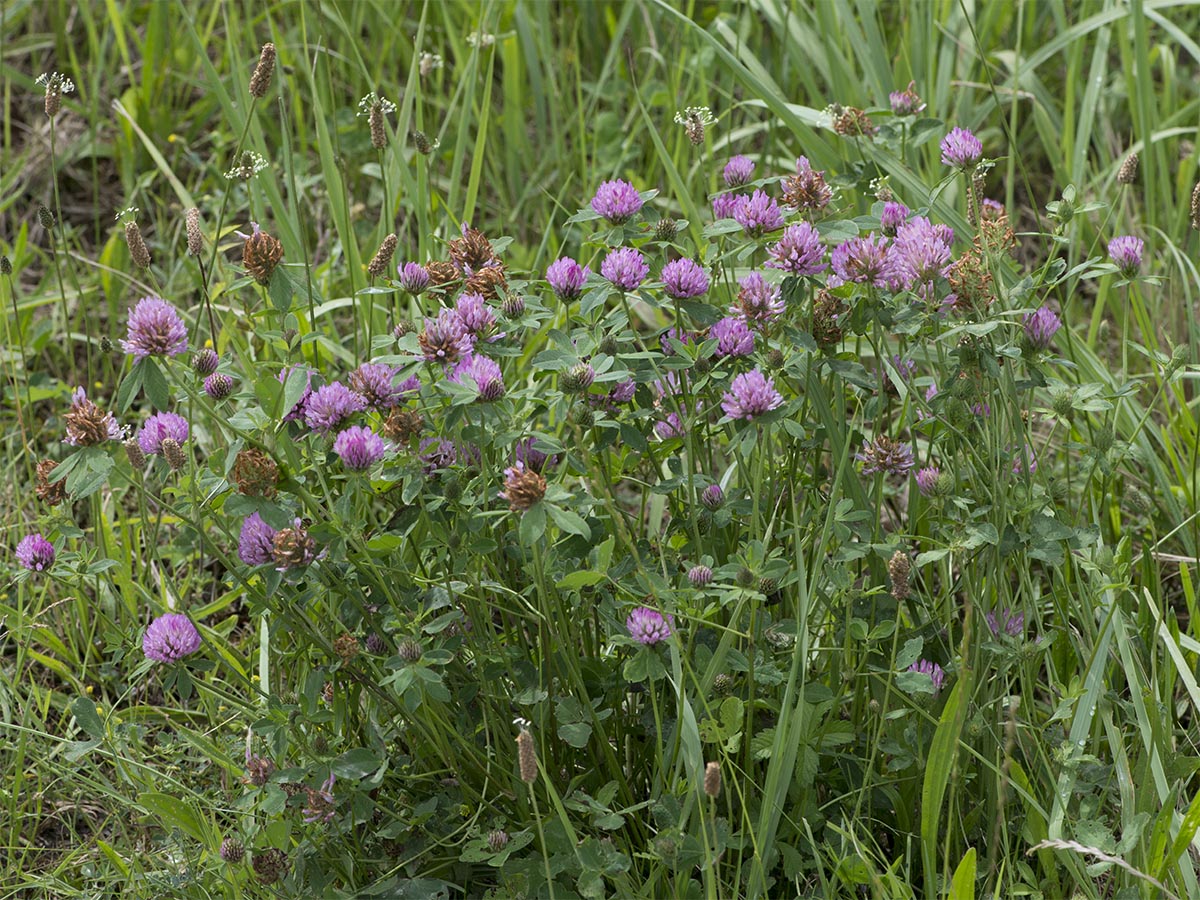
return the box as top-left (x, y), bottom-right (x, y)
top-left (142, 358), bottom-right (170, 410)
top-left (332, 747), bottom-right (383, 779)
top-left (137, 792), bottom-right (207, 842)
top-left (116, 361), bottom-right (146, 413)
top-left (558, 721), bottom-right (593, 748)
top-left (269, 261), bottom-right (294, 312)
top-left (547, 503), bottom-right (590, 539)
top-left (518, 503), bottom-right (547, 545)
top-left (948, 848), bottom-right (976, 900)
top-left (623, 646), bottom-right (667, 683)
top-left (556, 570), bottom-right (606, 591)
top-left (71, 696), bottom-right (104, 740)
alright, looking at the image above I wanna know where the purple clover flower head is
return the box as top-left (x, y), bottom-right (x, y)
top-left (661, 258), bottom-right (710, 299)
top-left (143, 613), bottom-right (202, 662)
top-left (701, 484), bottom-right (724, 510)
top-left (734, 189), bottom-right (785, 237)
top-left (302, 773), bottom-right (337, 824)
top-left (1108, 236), bottom-right (1144, 277)
top-left (419, 438), bottom-right (458, 473)
top-left (121, 297), bottom-right (188, 361)
top-left (709, 316), bottom-right (755, 357)
top-left (981, 198), bottom-right (1005, 219)
top-left (514, 437), bottom-right (556, 474)
top-left (455, 292), bottom-right (497, 334)
top-left (137, 412), bottom-right (189, 456)
top-left (908, 659), bottom-right (946, 694)
top-left (831, 233), bottom-right (890, 286)
top-left (887, 216), bottom-right (952, 293)
top-left (397, 262), bottom-right (430, 295)
top-left (349, 362), bottom-right (408, 410)
top-left (940, 127), bottom-right (983, 169)
top-left (933, 224), bottom-right (955, 247)
top-left (142, 614), bottom-right (202, 666)
top-left (449, 353), bottom-right (506, 401)
top-left (856, 435), bottom-right (915, 477)
top-left (712, 192), bottom-right (747, 220)
top-left (16, 533), bottom-right (55, 571)
top-left (889, 81), bottom-right (926, 117)
top-left (590, 179), bottom-right (643, 224)
top-left (916, 466), bottom-right (940, 497)
top-left (880, 201), bottom-right (909, 237)
top-left (1023, 307), bottom-right (1062, 351)
top-left (304, 382), bottom-right (366, 434)
top-left (766, 222), bottom-right (827, 276)
top-left (654, 412), bottom-right (686, 440)
top-left (601, 247), bottom-right (649, 292)
top-left (238, 513), bottom-right (277, 565)
top-left (732, 272), bottom-right (785, 328)
top-left (1012, 445), bottom-right (1037, 476)
top-left (986, 608), bottom-right (1026, 638)
top-left (546, 257), bottom-right (589, 302)
top-left (892, 356), bottom-right (917, 382)
top-left (278, 366), bottom-right (315, 423)
top-left (722, 369), bottom-right (783, 420)
top-left (607, 379), bottom-right (636, 404)
top-left (723, 155), bottom-right (755, 187)
top-left (626, 606), bottom-right (673, 644)
top-left (421, 307), bottom-right (475, 363)
top-left (204, 372), bottom-right (233, 400)
top-left (688, 565), bottom-right (713, 588)
top-left (333, 425), bottom-right (388, 470)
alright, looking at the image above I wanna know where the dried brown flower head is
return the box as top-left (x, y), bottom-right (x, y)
top-left (945, 250), bottom-right (994, 313)
top-left (333, 633), bottom-right (359, 661)
top-left (232, 448), bottom-right (278, 498)
top-left (273, 524), bottom-right (316, 570)
top-left (243, 754), bottom-right (275, 786)
top-left (423, 259), bottom-right (461, 295)
top-left (36, 459), bottom-right (67, 506)
top-left (831, 106), bottom-right (876, 138)
top-left (812, 290), bottom-right (847, 350)
top-left (465, 263), bottom-right (508, 302)
top-left (448, 227), bottom-right (498, 273)
top-left (251, 847), bottom-right (289, 884)
top-left (501, 464), bottom-right (546, 512)
top-left (382, 407), bottom-right (424, 444)
top-left (64, 389), bottom-right (120, 447)
top-left (241, 224), bottom-right (284, 285)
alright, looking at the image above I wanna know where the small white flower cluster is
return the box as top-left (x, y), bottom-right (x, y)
top-left (36, 72), bottom-right (76, 94)
top-left (673, 106), bottom-right (715, 127)
top-left (225, 151), bottom-right (269, 180)
top-left (114, 206), bottom-right (140, 222)
top-left (465, 32), bottom-right (495, 49)
top-left (357, 92), bottom-right (397, 117)
top-left (419, 52), bottom-right (443, 77)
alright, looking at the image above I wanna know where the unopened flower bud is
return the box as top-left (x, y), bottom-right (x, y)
top-left (735, 566), bottom-right (754, 588)
top-left (1117, 152), bottom-right (1139, 185)
top-left (688, 565), bottom-right (713, 588)
top-left (124, 220), bottom-right (151, 269)
top-left (99, 335), bottom-right (113, 353)
top-left (0, 256), bottom-right (11, 275)
top-left (205, 372), bottom-right (234, 400)
top-left (516, 728), bottom-right (538, 785)
top-left (219, 837), bottom-right (244, 863)
top-left (192, 348), bottom-right (219, 376)
top-left (186, 208), bottom-right (203, 256)
top-left (39, 206), bottom-right (55, 230)
top-left (249, 43), bottom-right (276, 99)
top-left (703, 761), bottom-right (721, 799)
top-left (501, 294), bottom-right (525, 319)
top-left (123, 438), bottom-right (147, 470)
top-left (367, 234), bottom-right (398, 277)
top-left (161, 438), bottom-right (187, 471)
top-left (398, 639), bottom-right (423, 663)
top-left (888, 550), bottom-right (911, 601)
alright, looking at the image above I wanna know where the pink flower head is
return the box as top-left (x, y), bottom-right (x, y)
top-left (546, 257), bottom-right (589, 302)
top-left (397, 262), bottom-right (430, 294)
top-left (723, 155), bottom-right (755, 187)
top-left (304, 382), bottom-right (367, 434)
top-left (626, 606), bottom-right (673, 644)
top-left (661, 258), bottom-right (710, 299)
top-left (766, 222), bottom-right (827, 276)
top-left (333, 425), bottom-right (388, 470)
top-left (731, 272), bottom-right (784, 328)
top-left (137, 411), bottom-right (189, 455)
top-left (16, 533), bottom-right (56, 571)
top-left (1108, 236), bottom-right (1144, 276)
top-left (709, 316), bottom-right (755, 357)
top-left (601, 247), bottom-right (649, 292)
top-left (940, 127), bottom-right (983, 168)
top-left (712, 192), bottom-right (747, 220)
top-left (880, 201), bottom-right (909, 237)
top-left (449, 353), bottom-right (506, 401)
top-left (237, 513), bottom-right (277, 565)
top-left (830, 233), bottom-right (890, 287)
top-left (721, 369), bottom-right (783, 420)
top-left (121, 297), bottom-right (188, 361)
top-left (907, 659), bottom-right (946, 693)
top-left (734, 189), bottom-right (785, 237)
top-left (143, 613), bottom-right (202, 662)
top-left (591, 179), bottom-right (643, 224)
top-left (890, 81), bottom-right (926, 116)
